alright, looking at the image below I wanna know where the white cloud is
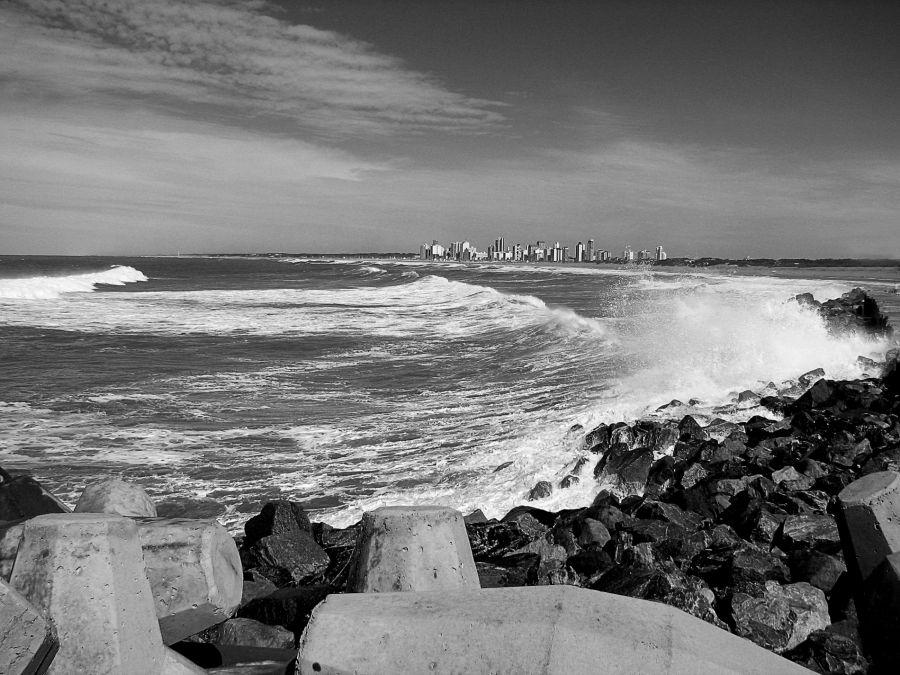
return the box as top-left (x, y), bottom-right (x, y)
top-left (1, 0), bottom-right (504, 136)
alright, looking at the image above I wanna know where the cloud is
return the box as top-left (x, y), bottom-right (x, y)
top-left (1, 0), bottom-right (504, 136)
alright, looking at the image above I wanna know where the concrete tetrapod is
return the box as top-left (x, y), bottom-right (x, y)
top-left (137, 516), bottom-right (243, 645)
top-left (349, 505), bottom-right (479, 592)
top-left (8, 513), bottom-right (167, 674)
top-left (74, 478), bottom-right (158, 517)
top-left (860, 551), bottom-right (900, 670)
top-left (835, 471), bottom-right (900, 587)
top-left (0, 578), bottom-right (57, 675)
top-left (296, 586), bottom-right (815, 674)
top-left (1, 516), bottom-right (243, 645)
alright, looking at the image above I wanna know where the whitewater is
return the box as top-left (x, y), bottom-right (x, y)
top-left (0, 255), bottom-right (895, 531)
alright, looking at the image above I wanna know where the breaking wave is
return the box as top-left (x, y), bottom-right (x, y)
top-left (0, 266), bottom-right (148, 300)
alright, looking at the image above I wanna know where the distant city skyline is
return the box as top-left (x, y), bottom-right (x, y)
top-left (420, 237), bottom-right (667, 263)
top-left (2, 1), bottom-right (899, 258)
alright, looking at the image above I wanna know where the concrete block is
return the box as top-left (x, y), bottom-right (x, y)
top-left (138, 517), bottom-right (243, 644)
top-left (74, 478), bottom-right (158, 517)
top-left (836, 471), bottom-right (900, 586)
top-left (0, 520), bottom-right (25, 581)
top-left (860, 551), bottom-right (900, 670)
top-left (8, 513), bottom-right (165, 675)
top-left (349, 505), bottom-right (479, 592)
top-left (1, 516), bottom-right (243, 644)
top-left (296, 586), bottom-right (815, 674)
top-left (0, 578), bottom-right (58, 675)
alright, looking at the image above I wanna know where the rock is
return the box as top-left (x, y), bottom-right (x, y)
top-left (731, 581), bottom-right (829, 652)
top-left (782, 629), bottom-right (868, 675)
top-left (559, 475), bottom-right (580, 489)
top-left (527, 480), bottom-right (553, 501)
top-left (466, 520), bottom-right (534, 560)
top-left (792, 380), bottom-right (835, 411)
top-left (730, 545), bottom-right (791, 585)
top-left (463, 509), bottom-right (489, 525)
top-left (594, 447), bottom-right (654, 499)
top-left (0, 578), bottom-right (57, 675)
top-left (205, 617), bottom-right (295, 650)
top-left (788, 550), bottom-right (846, 594)
top-left (348, 506), bottom-right (479, 593)
top-left (576, 518), bottom-right (610, 549)
top-left (0, 472), bottom-right (69, 522)
top-left (74, 478), bottom-right (157, 517)
top-left (137, 517), bottom-right (243, 645)
top-left (237, 585), bottom-right (334, 641)
top-left (680, 463), bottom-right (709, 490)
top-left (240, 501), bottom-right (329, 587)
top-left (772, 466), bottom-right (815, 491)
top-left (8, 514), bottom-right (166, 674)
top-left (240, 577), bottom-right (277, 608)
top-left (583, 423), bottom-right (610, 453)
top-left (296, 586), bottom-right (814, 674)
top-left (780, 514), bottom-right (841, 554)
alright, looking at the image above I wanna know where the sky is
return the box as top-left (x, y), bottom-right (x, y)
top-left (1, 0), bottom-right (899, 258)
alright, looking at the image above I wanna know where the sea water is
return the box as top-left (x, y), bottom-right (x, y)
top-left (0, 255), bottom-right (894, 530)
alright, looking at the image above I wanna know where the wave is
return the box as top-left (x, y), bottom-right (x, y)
top-left (0, 266), bottom-right (148, 300)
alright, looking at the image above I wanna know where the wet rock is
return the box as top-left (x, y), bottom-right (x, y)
top-left (593, 447), bottom-right (654, 498)
top-left (679, 463), bottom-right (708, 490)
top-left (559, 475), bottom-right (580, 489)
top-left (643, 456), bottom-right (677, 498)
top-left (678, 415), bottom-right (708, 442)
top-left (526, 480), bottom-right (553, 501)
top-left (583, 423), bottom-right (610, 453)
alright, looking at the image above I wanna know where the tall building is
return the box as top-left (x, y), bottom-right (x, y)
top-left (638, 249), bottom-right (651, 261)
top-left (598, 250), bottom-right (610, 261)
top-left (623, 246), bottom-right (635, 262)
top-left (586, 239), bottom-right (595, 262)
top-left (575, 241), bottom-right (585, 262)
top-left (655, 245), bottom-right (667, 261)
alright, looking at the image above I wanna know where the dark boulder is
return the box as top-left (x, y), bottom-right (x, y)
top-left (237, 585), bottom-right (336, 640)
top-left (240, 501), bottom-right (330, 587)
top-left (0, 470), bottom-right (69, 521)
top-left (593, 447), bottom-right (654, 498)
top-left (782, 629), bottom-right (868, 675)
top-left (466, 520), bottom-right (535, 560)
top-left (779, 514), bottom-right (841, 554)
top-left (730, 581), bottom-right (830, 653)
top-left (788, 550), bottom-right (846, 595)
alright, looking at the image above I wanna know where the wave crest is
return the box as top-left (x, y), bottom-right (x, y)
top-left (0, 266), bottom-right (148, 300)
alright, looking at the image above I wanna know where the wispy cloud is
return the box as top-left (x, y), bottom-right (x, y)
top-left (1, 0), bottom-right (504, 136)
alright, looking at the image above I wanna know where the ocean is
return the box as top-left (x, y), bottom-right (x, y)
top-left (0, 255), bottom-right (896, 531)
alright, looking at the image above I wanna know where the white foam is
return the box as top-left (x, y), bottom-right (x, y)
top-left (0, 266), bottom-right (148, 299)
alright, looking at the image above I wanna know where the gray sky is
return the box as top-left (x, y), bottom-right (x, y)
top-left (2, 0), bottom-right (899, 257)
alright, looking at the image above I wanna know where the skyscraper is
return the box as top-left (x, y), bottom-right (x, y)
top-left (655, 245), bottom-right (667, 261)
top-left (586, 239), bottom-right (594, 262)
